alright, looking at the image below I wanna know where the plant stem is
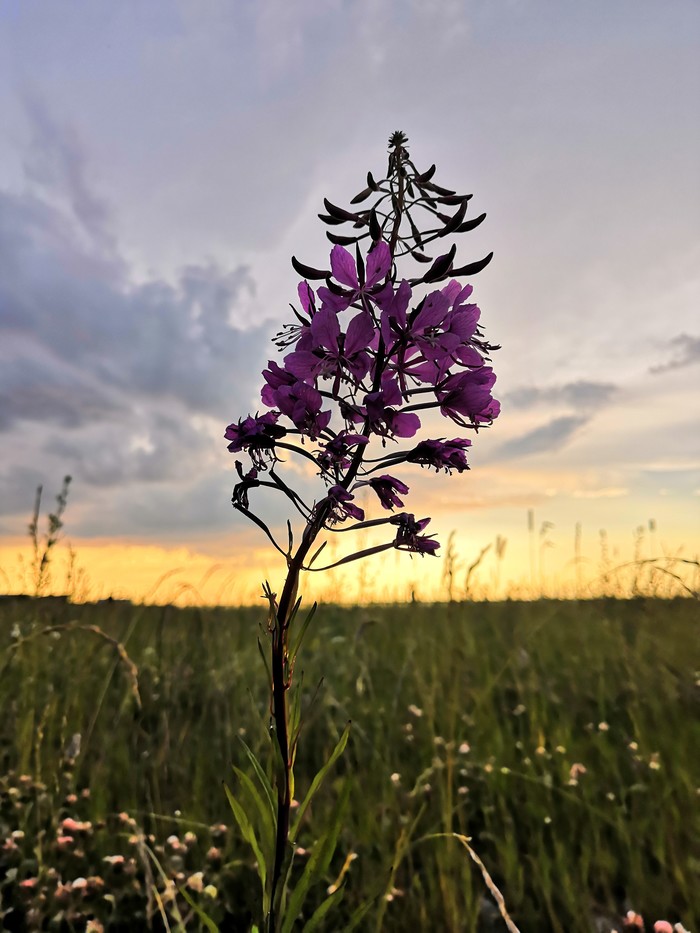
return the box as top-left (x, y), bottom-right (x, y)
top-left (267, 508), bottom-right (328, 932)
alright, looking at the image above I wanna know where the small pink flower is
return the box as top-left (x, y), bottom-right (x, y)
top-left (654, 923), bottom-right (673, 933)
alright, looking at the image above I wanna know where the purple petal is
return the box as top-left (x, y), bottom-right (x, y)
top-left (330, 245), bottom-right (359, 289)
top-left (345, 311), bottom-right (376, 356)
top-left (297, 281), bottom-right (316, 315)
top-left (311, 307), bottom-right (341, 350)
top-left (365, 241), bottom-right (391, 287)
top-left (390, 411), bottom-right (421, 437)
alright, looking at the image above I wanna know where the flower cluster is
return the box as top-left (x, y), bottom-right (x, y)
top-left (225, 134), bottom-right (500, 564)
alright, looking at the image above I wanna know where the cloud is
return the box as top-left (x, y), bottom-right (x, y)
top-left (0, 101), bottom-right (274, 536)
top-left (21, 93), bottom-right (116, 254)
top-left (494, 415), bottom-right (589, 460)
top-left (650, 334), bottom-right (700, 374)
top-left (503, 380), bottom-right (617, 411)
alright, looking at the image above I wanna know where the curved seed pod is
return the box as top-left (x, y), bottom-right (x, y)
top-left (422, 243), bottom-right (456, 282)
top-left (438, 199), bottom-right (469, 237)
top-left (326, 232), bottom-right (360, 246)
top-left (324, 277), bottom-right (348, 296)
top-left (355, 242), bottom-right (366, 286)
top-left (318, 213), bottom-right (347, 226)
top-left (416, 164), bottom-right (436, 183)
top-left (410, 250), bottom-right (433, 263)
top-left (450, 251), bottom-right (494, 277)
top-left (369, 209), bottom-right (382, 242)
top-left (291, 256), bottom-right (330, 280)
top-left (436, 194), bottom-right (473, 205)
top-left (350, 186), bottom-right (374, 205)
top-left (456, 213), bottom-right (487, 233)
top-left (406, 211), bottom-right (423, 249)
top-left (423, 181), bottom-right (457, 196)
top-left (323, 198), bottom-right (360, 221)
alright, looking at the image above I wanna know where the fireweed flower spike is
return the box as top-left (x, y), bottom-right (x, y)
top-left (225, 131), bottom-right (500, 932)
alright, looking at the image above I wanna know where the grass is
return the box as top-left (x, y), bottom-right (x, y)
top-left (0, 595), bottom-right (698, 931)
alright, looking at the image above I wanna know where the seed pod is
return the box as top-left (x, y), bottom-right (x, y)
top-left (456, 213), bottom-right (487, 233)
top-left (450, 251), bottom-right (494, 277)
top-left (291, 257), bottom-right (330, 280)
top-left (350, 186), bottom-right (374, 205)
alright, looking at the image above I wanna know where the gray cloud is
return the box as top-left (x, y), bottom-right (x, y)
top-left (495, 415), bottom-right (589, 461)
top-left (503, 381), bottom-right (617, 411)
top-left (21, 93), bottom-right (117, 255)
top-left (650, 334), bottom-right (700, 374)
top-left (0, 103), bottom-right (274, 536)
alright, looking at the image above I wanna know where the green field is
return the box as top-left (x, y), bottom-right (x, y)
top-left (1, 596), bottom-right (698, 931)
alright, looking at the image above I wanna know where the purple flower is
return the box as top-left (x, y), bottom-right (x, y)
top-left (353, 375), bottom-right (421, 438)
top-left (317, 432), bottom-right (369, 473)
top-left (406, 438), bottom-right (471, 473)
top-left (284, 308), bottom-right (375, 391)
top-left (225, 412), bottom-right (287, 469)
top-left (355, 474), bottom-right (409, 510)
top-left (330, 241), bottom-right (391, 290)
top-left (274, 380), bottom-right (332, 439)
top-left (261, 360), bottom-right (297, 408)
top-left (390, 513), bottom-right (440, 555)
top-left (323, 485), bottom-right (365, 524)
top-left (436, 368), bottom-right (500, 425)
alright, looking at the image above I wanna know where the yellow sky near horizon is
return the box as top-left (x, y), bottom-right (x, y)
top-left (2, 491), bottom-right (698, 606)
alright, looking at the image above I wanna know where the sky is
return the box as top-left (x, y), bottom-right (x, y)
top-left (0, 0), bottom-right (698, 603)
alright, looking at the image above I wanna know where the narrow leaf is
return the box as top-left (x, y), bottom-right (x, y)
top-left (290, 601), bottom-right (318, 660)
top-left (367, 170), bottom-right (379, 190)
top-left (308, 540), bottom-right (327, 567)
top-left (282, 778), bottom-right (352, 933)
top-left (291, 723), bottom-right (351, 837)
top-left (223, 782), bottom-right (268, 905)
top-left (303, 885), bottom-right (345, 932)
top-left (239, 737), bottom-right (276, 820)
top-left (233, 765), bottom-right (274, 854)
top-left (410, 250), bottom-right (433, 264)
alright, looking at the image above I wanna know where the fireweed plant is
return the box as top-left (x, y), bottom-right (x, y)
top-left (225, 132), bottom-right (501, 931)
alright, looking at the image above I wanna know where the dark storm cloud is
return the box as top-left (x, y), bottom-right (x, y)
top-left (494, 415), bottom-right (589, 461)
top-left (650, 334), bottom-right (700, 374)
top-left (503, 381), bottom-right (618, 411)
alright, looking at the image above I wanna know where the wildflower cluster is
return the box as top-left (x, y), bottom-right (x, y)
top-left (226, 132), bottom-right (500, 565)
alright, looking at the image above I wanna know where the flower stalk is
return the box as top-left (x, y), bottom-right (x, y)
top-left (225, 131), bottom-right (500, 930)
